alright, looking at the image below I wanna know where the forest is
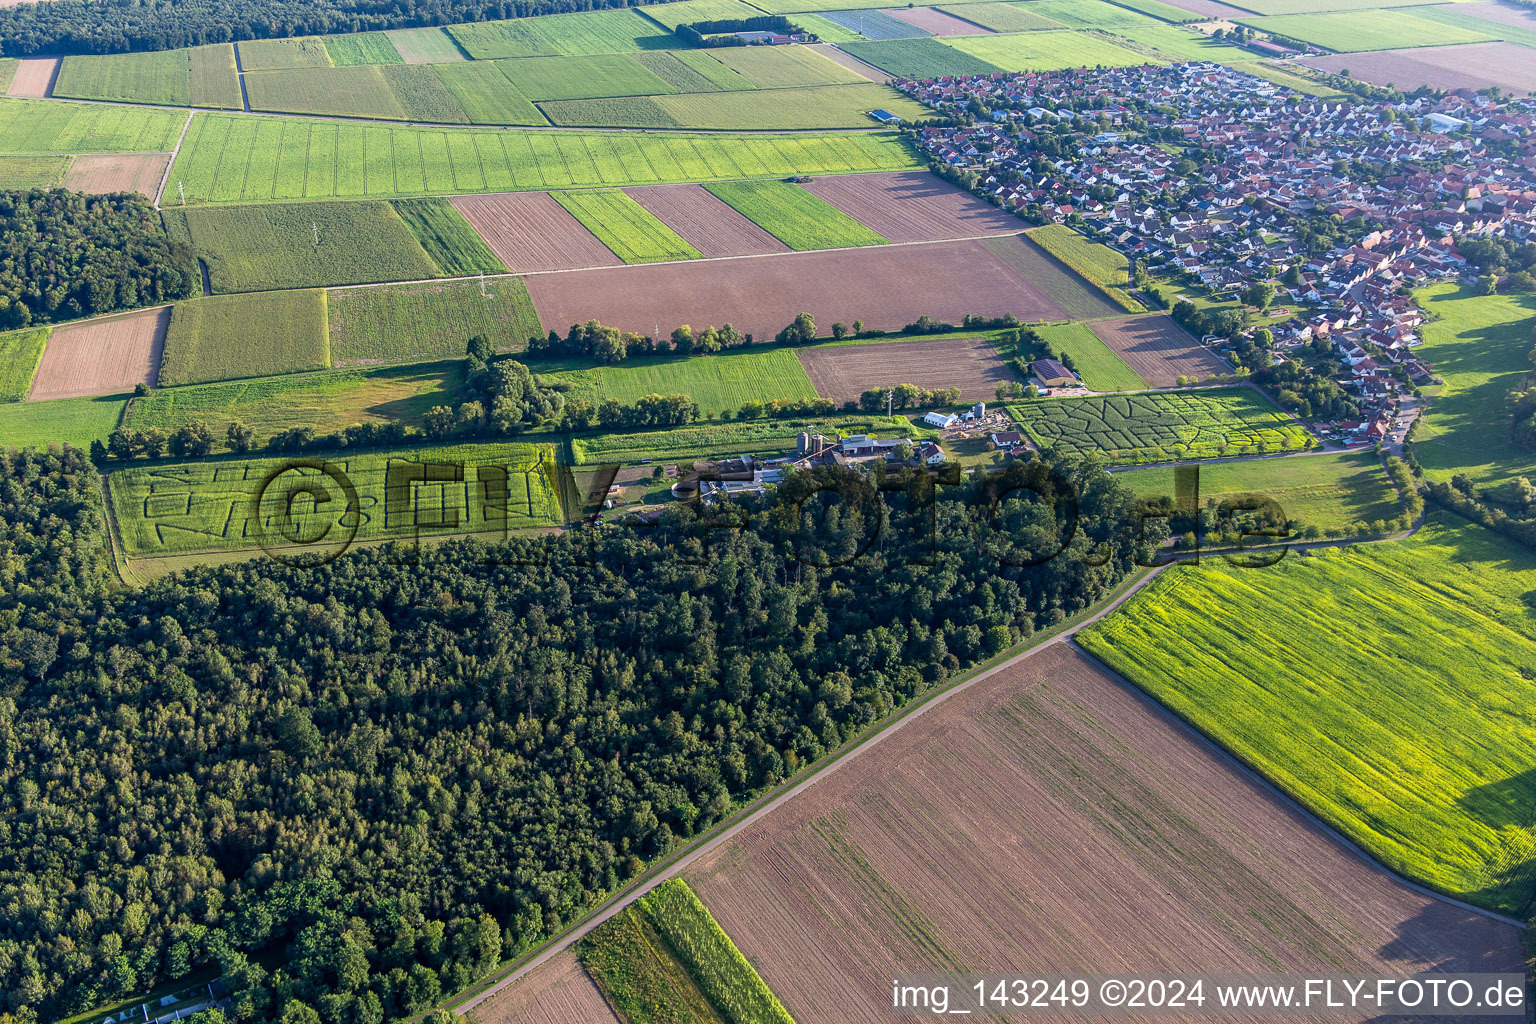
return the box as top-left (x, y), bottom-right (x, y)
top-left (0, 190), bottom-right (197, 328)
top-left (0, 446), bottom-right (1159, 1024)
top-left (0, 0), bottom-right (657, 56)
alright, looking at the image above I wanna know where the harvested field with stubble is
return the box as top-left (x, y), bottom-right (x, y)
top-left (59, 153), bottom-right (170, 197)
top-left (527, 235), bottom-right (1067, 341)
top-left (624, 183), bottom-right (790, 258)
top-left (799, 336), bottom-right (1015, 402)
top-left (801, 170), bottom-right (1021, 243)
top-left (1300, 43), bottom-right (1536, 94)
top-left (470, 952), bottom-right (619, 1024)
top-left (28, 307), bottom-right (168, 401)
top-left (1090, 314), bottom-right (1227, 386)
top-left (7, 59), bottom-right (56, 98)
top-left (685, 643), bottom-right (1523, 1024)
top-left (451, 192), bottom-right (623, 273)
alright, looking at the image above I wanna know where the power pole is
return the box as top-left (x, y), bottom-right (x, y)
top-left (177, 181), bottom-right (185, 206)
top-left (887, 388), bottom-right (893, 417)
top-left (312, 221), bottom-right (319, 246)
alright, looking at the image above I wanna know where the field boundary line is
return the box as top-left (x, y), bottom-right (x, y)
top-left (1069, 637), bottom-right (1523, 930)
top-left (154, 110), bottom-right (196, 209)
top-left (444, 563), bottom-right (1166, 1015)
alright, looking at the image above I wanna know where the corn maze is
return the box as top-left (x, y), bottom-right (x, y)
top-left (1009, 388), bottom-right (1313, 463)
top-left (110, 442), bottom-right (563, 559)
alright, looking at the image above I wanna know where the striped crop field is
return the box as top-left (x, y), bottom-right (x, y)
top-left (55, 45), bottom-right (242, 108)
top-left (552, 189), bottom-right (701, 263)
top-left (0, 98), bottom-right (186, 154)
top-left (704, 179), bottom-right (889, 250)
top-left (164, 113), bottom-right (921, 203)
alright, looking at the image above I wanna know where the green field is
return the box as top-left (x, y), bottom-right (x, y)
top-left (433, 61), bottom-right (548, 124)
top-left (1107, 0), bottom-right (1204, 22)
top-left (1238, 10), bottom-right (1495, 51)
top-left (381, 64), bottom-right (472, 122)
top-left (55, 49), bottom-right (204, 107)
top-left (635, 50), bottom-right (756, 91)
top-left (166, 114), bottom-right (920, 203)
top-left (950, 3), bottom-right (1067, 32)
top-left (328, 278), bottom-right (543, 365)
top-left (1026, 0), bottom-right (1151, 28)
top-left (238, 37), bottom-right (333, 70)
top-left (946, 29), bottom-right (1153, 71)
top-left (840, 37), bottom-right (1003, 78)
top-left (546, 83), bottom-right (926, 130)
top-left (111, 440), bottom-right (561, 559)
top-left (643, 0), bottom-right (771, 27)
top-left (1412, 285), bottom-right (1536, 487)
top-left (1226, 0), bottom-right (1449, 13)
top-left (1411, 5), bottom-right (1536, 50)
top-left (0, 98), bottom-right (186, 155)
top-left (750, 0), bottom-right (1002, 10)
top-left (497, 53), bottom-right (675, 100)
top-left (1228, 60), bottom-right (1352, 101)
top-left (1080, 517), bottom-right (1536, 914)
top-left (1103, 21), bottom-right (1257, 62)
top-left (0, 155), bottom-right (69, 188)
top-left (0, 395), bottom-right (125, 451)
top-left (385, 27), bottom-right (471, 63)
top-left (325, 31), bottom-right (405, 65)
top-left (0, 327), bottom-right (49, 402)
top-left (708, 43), bottom-right (869, 87)
top-left (1033, 322), bottom-right (1147, 392)
top-left (981, 234), bottom-right (1124, 321)
top-left (124, 362), bottom-right (464, 442)
top-left (159, 290), bottom-right (330, 386)
top-left (190, 44), bottom-right (245, 109)
top-left (447, 9), bottom-right (676, 58)
top-left (1011, 388), bottom-right (1312, 463)
top-left (0, 59), bottom-right (16, 93)
top-left (1113, 449), bottom-right (1404, 535)
top-left (572, 414), bottom-right (920, 464)
top-left (163, 201), bottom-right (440, 293)
top-left (391, 198), bottom-right (507, 276)
top-left (545, 347), bottom-right (816, 413)
top-left (704, 179), bottom-right (888, 250)
top-left (553, 189), bottom-right (702, 263)
top-left (640, 880), bottom-right (796, 1024)
top-left (1028, 225), bottom-right (1143, 313)
top-left (581, 907), bottom-right (725, 1024)
top-left (244, 65), bottom-right (404, 119)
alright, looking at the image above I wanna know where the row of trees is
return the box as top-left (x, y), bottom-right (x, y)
top-left (1, 448), bottom-right (1159, 1023)
top-left (857, 384), bottom-right (963, 412)
top-left (0, 190), bottom-right (196, 328)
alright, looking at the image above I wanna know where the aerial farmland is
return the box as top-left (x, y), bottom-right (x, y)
top-left (2, 0), bottom-right (1535, 1022)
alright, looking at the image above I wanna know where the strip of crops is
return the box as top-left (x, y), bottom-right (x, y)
top-left (324, 31), bottom-right (405, 65)
top-left (497, 53), bottom-right (676, 101)
top-left (433, 61), bottom-right (547, 125)
top-left (1034, 323), bottom-right (1146, 392)
top-left (328, 278), bottom-right (542, 365)
top-left (704, 179), bottom-right (888, 251)
top-left (580, 907), bottom-right (726, 1024)
top-left (1080, 517), bottom-right (1536, 914)
top-left (546, 347), bottom-right (816, 412)
top-left (553, 188), bottom-right (701, 263)
top-left (0, 326), bottom-right (49, 402)
top-left (1027, 225), bottom-right (1144, 313)
top-left (0, 97), bottom-right (185, 154)
top-left (391, 198), bottom-right (507, 275)
top-left (0, 154), bottom-right (68, 188)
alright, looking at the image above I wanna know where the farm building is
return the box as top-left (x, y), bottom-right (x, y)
top-left (919, 441), bottom-right (947, 465)
top-left (1032, 358), bottom-right (1078, 388)
top-left (870, 110), bottom-right (903, 125)
top-left (990, 430), bottom-right (1024, 449)
top-left (923, 411), bottom-right (959, 428)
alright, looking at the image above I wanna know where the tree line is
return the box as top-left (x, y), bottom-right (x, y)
top-left (0, 446), bottom-right (1159, 1023)
top-left (0, 190), bottom-right (197, 328)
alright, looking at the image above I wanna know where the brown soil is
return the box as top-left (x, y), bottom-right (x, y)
top-left (880, 6), bottom-right (992, 35)
top-left (801, 171), bottom-right (1023, 244)
top-left (1089, 314), bottom-right (1228, 387)
top-left (799, 336), bottom-right (1015, 403)
top-left (29, 306), bottom-right (169, 401)
top-left (685, 644), bottom-right (1522, 1024)
top-left (1153, 0), bottom-right (1254, 18)
top-left (806, 42), bottom-right (893, 83)
top-left (468, 951), bottom-right (619, 1024)
top-left (624, 183), bottom-right (791, 258)
top-left (61, 153), bottom-right (172, 198)
top-left (7, 58), bottom-right (57, 97)
top-left (1302, 43), bottom-right (1536, 94)
top-left (525, 235), bottom-right (1067, 341)
top-left (1447, 1), bottom-right (1536, 32)
top-left (451, 192), bottom-right (622, 273)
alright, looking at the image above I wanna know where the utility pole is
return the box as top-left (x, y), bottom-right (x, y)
top-left (312, 221), bottom-right (318, 246)
top-left (887, 388), bottom-right (893, 417)
top-left (177, 181), bottom-right (185, 206)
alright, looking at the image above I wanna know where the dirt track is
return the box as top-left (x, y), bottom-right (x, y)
top-left (1090, 313), bottom-right (1229, 386)
top-left (28, 306), bottom-right (168, 401)
top-left (525, 235), bottom-right (1068, 341)
top-left (686, 643), bottom-right (1523, 1024)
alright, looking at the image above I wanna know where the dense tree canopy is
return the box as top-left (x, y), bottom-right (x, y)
top-left (0, 190), bottom-right (197, 328)
top-left (0, 0), bottom-right (659, 56)
top-left (0, 447), bottom-right (1158, 1023)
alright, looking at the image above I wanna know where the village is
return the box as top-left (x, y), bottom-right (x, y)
top-left (900, 61), bottom-right (1536, 448)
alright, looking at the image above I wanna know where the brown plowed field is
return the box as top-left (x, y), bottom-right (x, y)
top-left (29, 306), bottom-right (168, 401)
top-left (61, 153), bottom-right (172, 198)
top-left (1302, 43), bottom-right (1536, 94)
top-left (685, 644), bottom-right (1522, 1024)
top-left (451, 192), bottom-right (622, 273)
top-left (801, 171), bottom-right (1022, 243)
top-left (7, 58), bottom-right (57, 97)
top-left (806, 42), bottom-right (893, 82)
top-left (799, 336), bottom-right (1015, 402)
top-left (1089, 314), bottom-right (1227, 386)
top-left (526, 236), bottom-right (1066, 340)
top-left (469, 952), bottom-right (619, 1024)
top-left (624, 184), bottom-right (791, 258)
top-left (881, 6), bottom-right (992, 34)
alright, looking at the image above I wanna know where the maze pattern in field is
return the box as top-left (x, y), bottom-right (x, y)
top-left (1011, 388), bottom-right (1310, 462)
top-left (112, 442), bottom-right (561, 558)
